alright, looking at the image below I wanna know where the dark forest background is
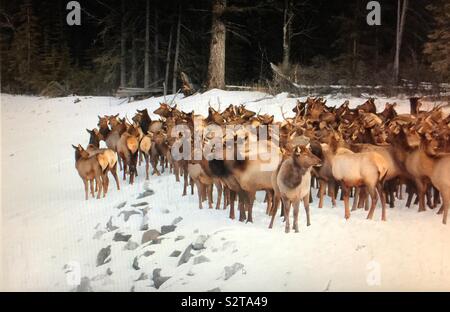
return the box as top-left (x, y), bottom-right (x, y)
top-left (0, 0), bottom-right (449, 96)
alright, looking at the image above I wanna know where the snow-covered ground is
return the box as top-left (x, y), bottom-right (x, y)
top-left (1, 90), bottom-right (449, 292)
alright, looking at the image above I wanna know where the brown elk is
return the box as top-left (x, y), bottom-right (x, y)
top-left (321, 137), bottom-right (389, 221)
top-left (116, 124), bottom-right (140, 184)
top-left (72, 144), bottom-right (105, 200)
top-left (86, 128), bottom-right (120, 192)
top-left (269, 145), bottom-right (321, 232)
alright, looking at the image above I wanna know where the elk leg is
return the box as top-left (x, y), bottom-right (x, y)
top-left (95, 176), bottom-right (102, 199)
top-left (117, 153), bottom-right (123, 171)
top-left (238, 194), bottom-right (246, 222)
top-left (342, 185), bottom-right (350, 220)
top-left (102, 174), bottom-right (109, 197)
top-left (293, 200), bottom-right (300, 233)
top-left (376, 183), bottom-right (387, 221)
top-left (331, 181), bottom-right (337, 207)
top-left (426, 186), bottom-right (434, 209)
top-left (90, 179), bottom-right (95, 198)
top-left (182, 166), bottom-right (188, 196)
top-left (208, 184), bottom-right (213, 209)
top-left (318, 180), bottom-right (326, 208)
top-left (434, 187), bottom-right (441, 207)
top-left (266, 190), bottom-right (273, 215)
top-left (196, 181), bottom-right (203, 209)
top-left (215, 181), bottom-right (222, 210)
top-left (144, 154), bottom-right (150, 180)
top-left (229, 190), bottom-right (236, 220)
top-left (415, 179), bottom-right (427, 212)
top-left (352, 187), bottom-right (360, 211)
top-left (366, 186), bottom-right (379, 220)
top-left (282, 197), bottom-right (291, 233)
top-left (83, 179), bottom-right (89, 200)
top-left (441, 195), bottom-right (449, 224)
top-left (303, 193), bottom-right (311, 227)
top-left (246, 192), bottom-right (256, 223)
top-left (223, 187), bottom-right (229, 210)
top-left (269, 194), bottom-right (280, 229)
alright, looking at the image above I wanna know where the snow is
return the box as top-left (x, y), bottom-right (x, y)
top-left (1, 90), bottom-right (449, 292)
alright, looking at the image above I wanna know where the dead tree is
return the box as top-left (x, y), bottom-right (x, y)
top-left (144, 0), bottom-right (150, 88)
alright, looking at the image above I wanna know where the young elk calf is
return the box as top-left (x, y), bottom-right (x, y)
top-left (270, 145), bottom-right (321, 232)
top-left (72, 144), bottom-right (104, 200)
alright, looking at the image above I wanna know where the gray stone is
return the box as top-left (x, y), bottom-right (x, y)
top-left (96, 245), bottom-right (111, 266)
top-left (93, 230), bottom-right (106, 240)
top-left (171, 216), bottom-right (183, 225)
top-left (161, 225), bottom-right (176, 235)
top-left (152, 268), bottom-right (170, 289)
top-left (193, 255), bottom-right (210, 265)
top-left (142, 250), bottom-right (155, 257)
top-left (140, 224), bottom-right (149, 231)
top-left (224, 263), bottom-right (244, 280)
top-left (115, 201), bottom-right (127, 209)
top-left (192, 235), bottom-right (208, 250)
top-left (119, 210), bottom-right (140, 222)
top-left (207, 287), bottom-right (221, 292)
top-left (113, 232), bottom-right (131, 242)
top-left (162, 209), bottom-right (170, 214)
top-left (106, 268), bottom-right (113, 276)
top-left (141, 229), bottom-right (161, 244)
top-left (131, 202), bottom-right (149, 207)
top-left (149, 238), bottom-right (163, 245)
top-left (137, 189), bottom-right (154, 199)
top-left (123, 240), bottom-right (139, 251)
top-left (75, 277), bottom-right (93, 292)
top-left (106, 217), bottom-right (118, 232)
top-left (135, 272), bottom-right (148, 281)
top-left (132, 256), bottom-right (140, 270)
top-left (169, 250), bottom-right (181, 257)
top-left (178, 245), bottom-right (194, 266)
top-left (175, 235), bottom-right (185, 242)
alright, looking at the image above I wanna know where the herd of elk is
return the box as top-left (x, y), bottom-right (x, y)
top-left (73, 96), bottom-right (450, 228)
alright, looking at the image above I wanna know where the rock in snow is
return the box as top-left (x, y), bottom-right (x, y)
top-left (96, 245), bottom-right (111, 267)
top-left (136, 189), bottom-right (154, 199)
top-left (178, 245), bottom-right (194, 266)
top-left (193, 255), bottom-right (210, 265)
top-left (171, 216), bottom-right (183, 225)
top-left (118, 210), bottom-right (140, 222)
top-left (75, 277), bottom-right (93, 292)
top-left (113, 232), bottom-right (131, 242)
top-left (161, 225), bottom-right (176, 235)
top-left (224, 263), bottom-right (244, 280)
top-left (207, 287), bottom-right (221, 292)
top-left (115, 201), bottom-right (127, 209)
top-left (152, 268), bottom-right (170, 289)
top-left (192, 235), bottom-right (208, 250)
top-left (169, 250), bottom-right (182, 257)
top-left (141, 229), bottom-right (161, 244)
top-left (142, 250), bottom-right (155, 257)
top-left (132, 256), bottom-right (140, 270)
top-left (123, 240), bottom-right (139, 251)
top-left (106, 217), bottom-right (118, 232)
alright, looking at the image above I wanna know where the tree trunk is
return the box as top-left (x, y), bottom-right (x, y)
top-left (206, 0), bottom-right (226, 90)
top-left (120, 0), bottom-right (127, 87)
top-left (172, 6), bottom-right (182, 94)
top-left (153, 5), bottom-right (159, 82)
top-left (144, 0), bottom-right (150, 88)
top-left (281, 0), bottom-right (292, 75)
top-left (164, 27), bottom-right (173, 96)
top-left (131, 36), bottom-right (137, 87)
top-left (394, 0), bottom-right (408, 85)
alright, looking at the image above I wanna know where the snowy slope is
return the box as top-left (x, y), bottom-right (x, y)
top-left (1, 90), bottom-right (449, 292)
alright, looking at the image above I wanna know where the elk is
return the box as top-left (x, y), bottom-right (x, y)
top-left (269, 145), bottom-right (321, 232)
top-left (72, 144), bottom-right (104, 200)
top-left (321, 137), bottom-right (389, 221)
top-left (86, 128), bottom-right (120, 192)
top-left (97, 114), bottom-right (124, 171)
top-left (116, 124), bottom-right (140, 184)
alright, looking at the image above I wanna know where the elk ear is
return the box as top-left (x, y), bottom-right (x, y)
top-left (114, 113), bottom-right (119, 118)
top-left (86, 128), bottom-right (93, 134)
top-left (72, 144), bottom-right (78, 149)
top-left (98, 115), bottom-right (102, 120)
